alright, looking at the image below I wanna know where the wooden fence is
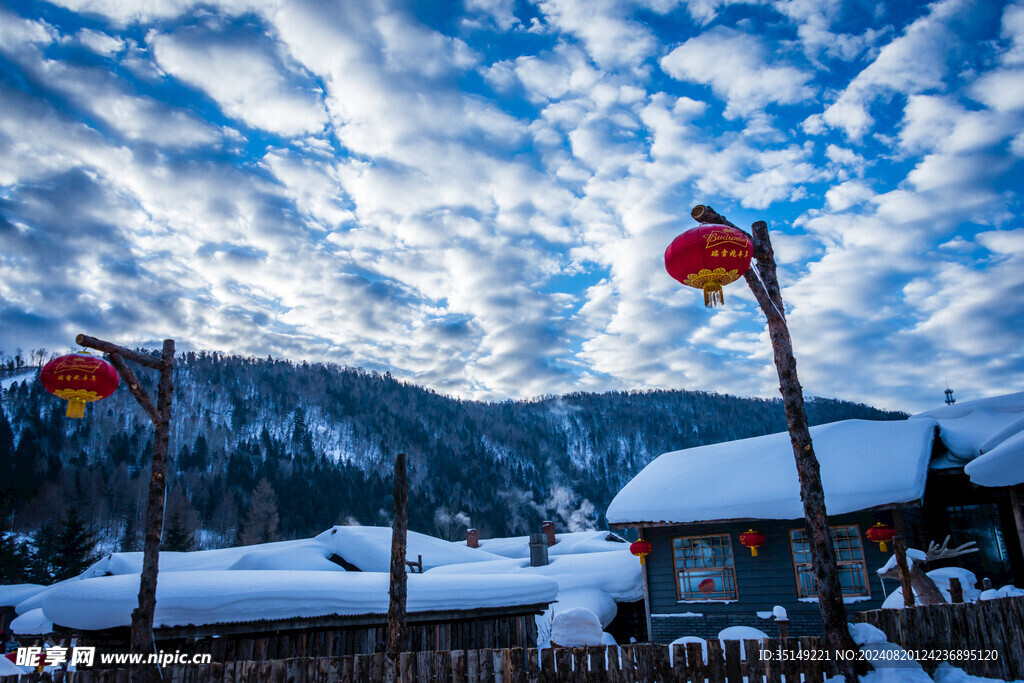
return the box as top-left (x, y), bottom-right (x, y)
top-left (854, 595), bottom-right (1024, 681)
top-left (1, 638), bottom-right (842, 682)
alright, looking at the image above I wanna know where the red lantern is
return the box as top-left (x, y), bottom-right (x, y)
top-left (665, 224), bottom-right (753, 307)
top-left (630, 539), bottom-right (653, 564)
top-left (739, 529), bottom-right (766, 557)
top-left (41, 352), bottom-right (120, 418)
top-left (866, 522), bottom-right (896, 552)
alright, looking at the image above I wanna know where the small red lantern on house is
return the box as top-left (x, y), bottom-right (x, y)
top-left (630, 539), bottom-right (653, 565)
top-left (665, 224), bottom-right (753, 307)
top-left (866, 522), bottom-right (896, 552)
top-left (41, 352), bottom-right (120, 418)
top-left (739, 529), bottom-right (766, 557)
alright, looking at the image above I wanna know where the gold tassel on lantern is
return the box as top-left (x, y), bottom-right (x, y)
top-left (703, 282), bottom-right (724, 308)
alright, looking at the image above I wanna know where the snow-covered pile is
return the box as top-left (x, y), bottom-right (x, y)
top-left (607, 419), bottom-right (936, 524)
top-left (550, 608), bottom-right (604, 647)
top-left (881, 567), bottom-right (981, 608)
top-left (41, 571), bottom-right (559, 631)
top-left (426, 550), bottom-right (642, 627)
top-left (912, 391), bottom-right (1024, 487)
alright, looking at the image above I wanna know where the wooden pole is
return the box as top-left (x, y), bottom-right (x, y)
top-left (386, 452), bottom-right (409, 681)
top-left (1010, 487), bottom-right (1024, 572)
top-left (76, 334), bottom-right (175, 667)
top-left (690, 207), bottom-right (866, 680)
top-left (892, 508), bottom-right (915, 608)
top-left (640, 552), bottom-right (653, 642)
top-left (893, 535), bottom-right (916, 608)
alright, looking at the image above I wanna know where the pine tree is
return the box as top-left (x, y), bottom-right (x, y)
top-left (0, 519), bottom-right (30, 584)
top-left (118, 513), bottom-right (141, 552)
top-left (50, 507), bottom-right (100, 581)
top-left (0, 406), bottom-right (15, 507)
top-left (239, 478), bottom-right (279, 545)
top-left (161, 510), bottom-right (197, 552)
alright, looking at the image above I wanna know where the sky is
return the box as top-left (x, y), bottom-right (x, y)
top-left (0, 0), bottom-right (1022, 414)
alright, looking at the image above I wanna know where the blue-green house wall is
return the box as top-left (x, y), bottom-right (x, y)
top-left (639, 510), bottom-right (900, 642)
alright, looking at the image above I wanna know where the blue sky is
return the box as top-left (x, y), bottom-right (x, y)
top-left (1, 0), bottom-right (1021, 413)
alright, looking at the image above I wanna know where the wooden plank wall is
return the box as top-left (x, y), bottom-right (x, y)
top-left (854, 595), bottom-right (1024, 681)
top-left (1, 638), bottom-right (842, 682)
top-left (76, 612), bottom-right (538, 663)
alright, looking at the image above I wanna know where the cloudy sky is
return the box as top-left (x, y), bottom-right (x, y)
top-left (1, 0), bottom-right (1021, 413)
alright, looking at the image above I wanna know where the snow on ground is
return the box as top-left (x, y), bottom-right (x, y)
top-left (426, 550), bottom-right (642, 627)
top-left (913, 391), bottom-right (1024, 487)
top-left (41, 571), bottom-right (559, 631)
top-left (0, 370), bottom-right (35, 391)
top-left (607, 418), bottom-right (936, 524)
top-left (466, 530), bottom-right (628, 558)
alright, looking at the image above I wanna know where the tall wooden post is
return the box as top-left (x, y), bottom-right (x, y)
top-left (76, 334), bottom-right (174, 663)
top-left (1010, 487), bottom-right (1024, 569)
top-left (386, 452), bottom-right (409, 681)
top-left (690, 207), bottom-right (866, 680)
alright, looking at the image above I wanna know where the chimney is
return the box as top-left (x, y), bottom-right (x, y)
top-left (529, 533), bottom-right (549, 567)
top-left (541, 520), bottom-right (556, 547)
top-left (466, 528), bottom-right (479, 548)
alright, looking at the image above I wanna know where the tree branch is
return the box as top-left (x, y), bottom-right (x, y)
top-left (76, 334), bottom-right (169, 370)
top-left (106, 353), bottom-right (161, 426)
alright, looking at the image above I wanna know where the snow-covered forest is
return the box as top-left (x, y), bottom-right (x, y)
top-left (0, 350), bottom-right (904, 583)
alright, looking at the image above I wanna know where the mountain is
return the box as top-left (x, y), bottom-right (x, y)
top-left (0, 351), bottom-right (906, 554)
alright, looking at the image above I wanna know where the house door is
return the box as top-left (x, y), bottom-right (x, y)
top-left (944, 504), bottom-right (1012, 586)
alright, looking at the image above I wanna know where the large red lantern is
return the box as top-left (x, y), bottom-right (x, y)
top-left (630, 539), bottom-right (653, 565)
top-left (866, 522), bottom-right (896, 552)
top-left (739, 529), bottom-right (766, 557)
top-left (665, 224), bottom-right (753, 307)
top-left (41, 352), bottom-right (120, 418)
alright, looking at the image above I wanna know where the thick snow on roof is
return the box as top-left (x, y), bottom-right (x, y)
top-left (313, 526), bottom-right (503, 570)
top-left (607, 419), bottom-right (937, 525)
top-left (10, 608), bottom-right (52, 635)
top-left (468, 530), bottom-right (628, 558)
top-left (427, 550), bottom-right (642, 627)
top-left (912, 391), bottom-right (1024, 487)
top-left (42, 571), bottom-right (558, 631)
top-left (0, 583), bottom-right (47, 608)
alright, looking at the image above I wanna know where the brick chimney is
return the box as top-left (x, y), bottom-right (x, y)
top-left (541, 520), bottom-right (556, 547)
top-left (466, 528), bottom-right (479, 548)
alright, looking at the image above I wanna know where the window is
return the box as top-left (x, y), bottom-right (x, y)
top-left (673, 534), bottom-right (737, 601)
top-left (790, 525), bottom-right (869, 599)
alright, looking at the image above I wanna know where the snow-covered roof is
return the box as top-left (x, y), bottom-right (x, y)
top-left (607, 418), bottom-right (937, 526)
top-left (912, 391), bottom-right (1024, 487)
top-left (427, 550), bottom-right (642, 627)
top-left (465, 530), bottom-right (628, 559)
top-left (42, 571), bottom-right (558, 632)
top-left (12, 524), bottom-right (639, 635)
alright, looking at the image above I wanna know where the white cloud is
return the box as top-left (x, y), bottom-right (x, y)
top-left (822, 0), bottom-right (971, 140)
top-left (149, 25), bottom-right (328, 137)
top-left (535, 0), bottom-right (659, 69)
top-left (660, 27), bottom-right (814, 118)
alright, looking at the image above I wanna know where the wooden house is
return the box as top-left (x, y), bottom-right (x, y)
top-left (606, 392), bottom-right (1024, 643)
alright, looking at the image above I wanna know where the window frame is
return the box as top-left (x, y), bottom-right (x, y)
top-left (788, 524), bottom-right (871, 599)
top-left (671, 533), bottom-right (739, 602)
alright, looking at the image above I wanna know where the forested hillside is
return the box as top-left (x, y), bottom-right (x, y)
top-left (1, 350), bottom-right (906, 582)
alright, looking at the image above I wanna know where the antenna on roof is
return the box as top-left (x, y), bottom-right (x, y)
top-left (944, 387), bottom-right (956, 405)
